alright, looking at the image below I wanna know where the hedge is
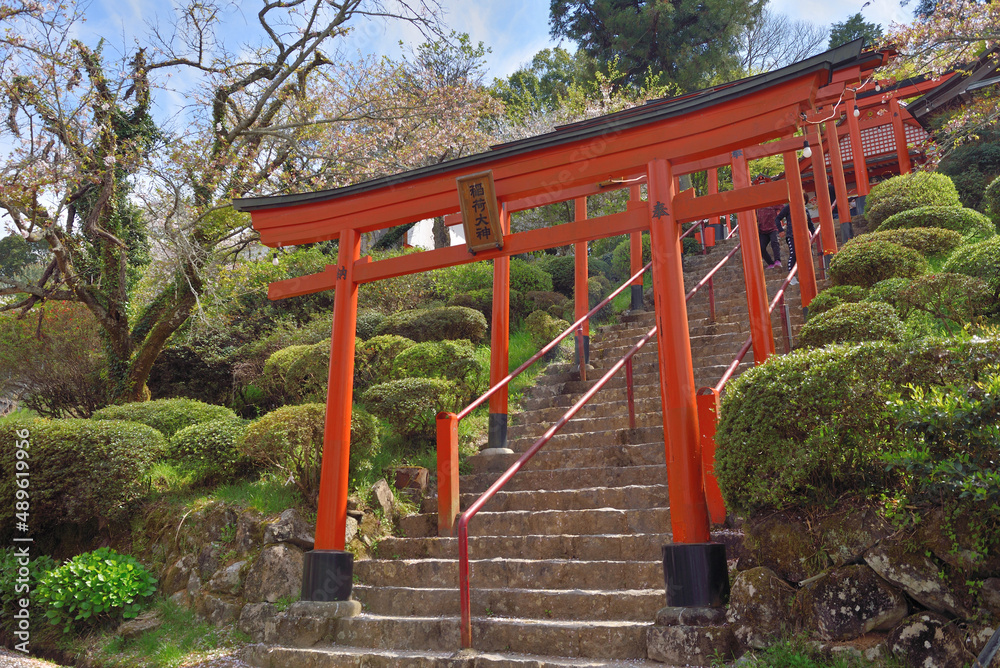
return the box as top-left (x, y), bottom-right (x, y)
top-left (539, 254), bottom-right (576, 297)
top-left (864, 172), bottom-right (961, 228)
top-left (433, 258), bottom-right (552, 299)
top-left (807, 285), bottom-right (869, 317)
top-left (828, 241), bottom-right (928, 288)
top-left (355, 310), bottom-right (385, 340)
top-left (525, 310), bottom-right (570, 349)
top-left (875, 205), bottom-right (994, 241)
top-left (362, 378), bottom-right (461, 441)
top-left (0, 419), bottom-right (165, 536)
top-left (941, 236), bottom-right (1000, 290)
top-left (799, 302), bottom-right (905, 348)
top-left (354, 334), bottom-right (416, 391)
top-left (714, 336), bottom-right (1000, 514)
top-left (865, 278), bottom-right (913, 316)
top-left (169, 418), bottom-right (253, 486)
top-left (897, 273), bottom-right (993, 333)
top-left (842, 227), bottom-right (963, 260)
top-left (611, 233), bottom-right (651, 282)
top-left (984, 173), bottom-right (1000, 227)
top-left (375, 306), bottom-right (487, 344)
top-left (391, 339), bottom-right (486, 402)
top-left (447, 288), bottom-right (528, 325)
top-left (91, 398), bottom-right (235, 438)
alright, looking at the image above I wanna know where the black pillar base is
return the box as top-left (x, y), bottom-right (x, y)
top-left (301, 549), bottom-right (353, 602)
top-left (631, 285), bottom-right (644, 311)
top-left (662, 542), bottom-right (729, 607)
top-left (575, 334), bottom-right (591, 366)
top-left (488, 412), bottom-right (508, 451)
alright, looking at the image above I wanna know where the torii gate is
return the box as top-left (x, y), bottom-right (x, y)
top-left (233, 40), bottom-right (888, 606)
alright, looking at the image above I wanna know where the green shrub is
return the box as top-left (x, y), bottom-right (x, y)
top-left (808, 285), bottom-right (869, 317)
top-left (355, 334), bottom-right (416, 390)
top-left (283, 341), bottom-right (331, 404)
top-left (524, 310), bottom-right (570, 349)
top-left (799, 302), bottom-right (905, 348)
top-left (828, 241), bottom-right (928, 288)
top-left (432, 260), bottom-right (493, 298)
top-left (611, 233), bottom-right (651, 282)
top-left (864, 172), bottom-right (961, 227)
top-left (589, 257), bottom-right (612, 278)
top-left (357, 247), bottom-right (439, 314)
top-left (983, 173), bottom-right (1000, 227)
top-left (91, 398), bottom-right (235, 439)
top-left (362, 378), bottom-right (461, 441)
top-left (843, 227), bottom-right (964, 260)
top-left (355, 310), bottom-right (385, 340)
top-left (0, 420), bottom-right (165, 536)
top-left (715, 336), bottom-right (1000, 514)
top-left (591, 234), bottom-right (626, 258)
top-left (876, 206), bottom-right (994, 241)
top-left (588, 275), bottom-right (610, 307)
top-left (36, 547), bottom-right (157, 633)
top-left (538, 254), bottom-right (576, 297)
top-left (169, 418), bottom-right (253, 486)
top-left (897, 273), bottom-right (992, 334)
top-left (865, 278), bottom-right (913, 316)
top-left (510, 258), bottom-right (554, 294)
top-left (524, 291), bottom-right (569, 314)
top-left (941, 236), bottom-right (1000, 290)
top-left (375, 306), bottom-right (487, 344)
top-left (0, 548), bottom-right (57, 635)
top-left (447, 288), bottom-right (527, 324)
top-left (391, 339), bottom-right (486, 401)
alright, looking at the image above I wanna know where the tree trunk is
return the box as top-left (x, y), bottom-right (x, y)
top-left (432, 216), bottom-right (450, 249)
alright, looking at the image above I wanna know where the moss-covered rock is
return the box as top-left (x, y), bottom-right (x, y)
top-left (795, 565), bottom-right (908, 640)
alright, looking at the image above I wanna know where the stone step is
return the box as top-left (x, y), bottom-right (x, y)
top-left (509, 397), bottom-right (664, 434)
top-left (262, 614), bottom-right (649, 660)
top-left (353, 558), bottom-right (662, 591)
top-left (242, 644), bottom-right (666, 668)
top-left (419, 484), bottom-right (670, 515)
top-left (352, 585), bottom-right (664, 621)
top-left (505, 426), bottom-right (664, 454)
top-left (398, 507), bottom-right (671, 539)
top-left (458, 463), bottom-right (668, 496)
top-left (375, 532), bottom-right (669, 562)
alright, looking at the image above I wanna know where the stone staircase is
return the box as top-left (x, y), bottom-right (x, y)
top-left (244, 234), bottom-right (821, 667)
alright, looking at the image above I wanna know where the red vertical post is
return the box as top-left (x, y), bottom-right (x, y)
top-left (314, 228), bottom-right (361, 552)
top-left (809, 124), bottom-right (838, 256)
top-left (646, 157), bottom-right (710, 545)
top-left (487, 204), bottom-right (511, 452)
top-left (436, 412), bottom-right (460, 536)
top-left (708, 167), bottom-right (724, 232)
top-left (825, 118), bottom-right (852, 235)
top-left (629, 185), bottom-right (645, 311)
top-left (847, 91), bottom-right (871, 197)
top-left (731, 151), bottom-right (775, 365)
top-left (889, 97), bottom-right (913, 175)
top-left (696, 390), bottom-right (726, 525)
top-left (574, 197), bottom-right (590, 371)
top-left (783, 150), bottom-right (818, 308)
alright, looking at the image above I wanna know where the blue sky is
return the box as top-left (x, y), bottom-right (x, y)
top-left (85, 0), bottom-right (914, 82)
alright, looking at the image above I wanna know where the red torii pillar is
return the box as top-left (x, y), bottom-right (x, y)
top-left (889, 97), bottom-right (913, 175)
top-left (487, 204), bottom-right (512, 453)
top-left (825, 118), bottom-right (853, 240)
top-left (784, 149), bottom-right (818, 309)
top-left (574, 198), bottom-right (590, 368)
top-left (648, 157), bottom-right (725, 606)
top-left (629, 185), bottom-right (645, 311)
top-left (808, 124), bottom-right (838, 259)
top-left (846, 90), bottom-right (871, 211)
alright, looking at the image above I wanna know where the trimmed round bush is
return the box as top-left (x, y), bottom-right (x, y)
top-left (447, 288), bottom-right (528, 324)
top-left (942, 236), bottom-right (1000, 290)
top-left (897, 273), bottom-right (993, 333)
top-left (391, 339), bottom-right (486, 401)
top-left (876, 206), bottom-right (994, 241)
top-left (524, 291), bottom-right (569, 314)
top-left (799, 302), bottom-right (904, 348)
top-left (36, 547), bottom-right (157, 633)
top-left (355, 334), bottom-right (415, 390)
top-left (525, 310), bottom-right (570, 349)
top-left (984, 173), bottom-right (1000, 226)
top-left (865, 278), bottom-right (913, 316)
top-left (864, 172), bottom-right (961, 227)
top-left (375, 306), bottom-right (487, 344)
top-left (510, 258), bottom-right (554, 294)
top-left (539, 254), bottom-right (576, 297)
top-left (355, 310), bottom-right (385, 340)
top-left (828, 241), bottom-right (928, 288)
top-left (714, 336), bottom-right (1000, 514)
top-left (91, 398), bottom-right (235, 438)
top-left (611, 234), bottom-right (651, 282)
top-left (284, 341), bottom-right (331, 403)
top-left (843, 227), bottom-right (964, 259)
top-left (808, 285), bottom-right (869, 317)
top-left (169, 418), bottom-right (253, 486)
top-left (362, 378), bottom-right (461, 442)
top-left (0, 419), bottom-right (165, 536)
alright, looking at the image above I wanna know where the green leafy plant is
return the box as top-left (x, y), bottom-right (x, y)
top-left (355, 309), bottom-right (385, 340)
top-left (168, 418), bottom-right (254, 486)
top-left (842, 227), bottom-right (964, 260)
top-left (808, 285), bottom-right (870, 317)
top-left (941, 236), bottom-right (1000, 291)
top-left (828, 240), bottom-right (928, 288)
top-left (983, 172), bottom-right (1000, 226)
top-left (362, 377), bottom-right (461, 442)
top-left (864, 171), bottom-right (961, 228)
top-left (799, 302), bottom-right (905, 348)
top-left (538, 254), bottom-right (577, 297)
top-left (354, 335), bottom-right (416, 391)
top-left (36, 547), bottom-right (157, 633)
top-left (865, 277), bottom-right (914, 316)
top-left (896, 273), bottom-right (992, 335)
top-left (91, 398), bottom-right (235, 439)
top-left (375, 306), bottom-right (487, 344)
top-left (875, 206), bottom-right (994, 242)
top-left (611, 233), bottom-right (651, 282)
top-left (390, 339), bottom-right (486, 402)
top-left (524, 310), bottom-right (570, 349)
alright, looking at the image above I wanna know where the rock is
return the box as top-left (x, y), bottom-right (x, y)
top-left (745, 512), bottom-right (819, 583)
top-left (391, 466), bottom-right (429, 502)
top-left (728, 567), bottom-right (798, 648)
top-left (161, 555), bottom-right (195, 596)
top-left (263, 600), bottom-right (362, 648)
top-left (347, 496), bottom-right (363, 513)
top-left (345, 515), bottom-right (359, 544)
top-left (371, 479), bottom-right (395, 521)
top-left (117, 610), bottom-right (162, 640)
top-left (796, 565), bottom-right (908, 640)
top-left (816, 504), bottom-right (892, 568)
top-left (197, 543), bottom-right (222, 582)
top-left (888, 612), bottom-right (976, 668)
top-left (865, 542), bottom-right (972, 617)
top-left (186, 570), bottom-right (202, 598)
top-left (964, 621), bottom-right (998, 655)
top-left (169, 589), bottom-right (191, 608)
top-left (263, 508), bottom-right (315, 549)
top-left (712, 529), bottom-right (758, 571)
top-left (243, 543), bottom-right (305, 604)
top-left (655, 606), bottom-right (727, 626)
top-left (983, 578), bottom-right (1000, 616)
top-left (207, 560), bottom-right (247, 596)
top-left (915, 508), bottom-right (1000, 577)
top-left (238, 602), bottom-right (276, 641)
top-left (359, 512), bottom-right (381, 539)
top-left (235, 511), bottom-right (265, 556)
top-left (198, 593), bottom-right (241, 627)
top-left (647, 625), bottom-right (742, 666)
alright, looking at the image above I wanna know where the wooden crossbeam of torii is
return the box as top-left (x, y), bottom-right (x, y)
top-left (232, 39), bottom-right (892, 608)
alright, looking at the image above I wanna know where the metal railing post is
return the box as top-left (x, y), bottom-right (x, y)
top-left (626, 358), bottom-right (636, 430)
top-left (708, 276), bottom-right (716, 323)
top-left (576, 326), bottom-right (587, 382)
top-left (436, 412), bottom-right (460, 537)
top-left (780, 299), bottom-right (791, 353)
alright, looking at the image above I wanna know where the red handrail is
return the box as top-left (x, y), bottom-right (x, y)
top-left (455, 325), bottom-right (658, 648)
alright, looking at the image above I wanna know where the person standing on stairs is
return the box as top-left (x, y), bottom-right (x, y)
top-left (776, 192), bottom-right (815, 277)
top-left (754, 176), bottom-right (784, 270)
